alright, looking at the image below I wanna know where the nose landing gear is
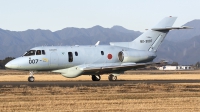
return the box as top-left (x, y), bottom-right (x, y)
top-left (28, 71), bottom-right (35, 82)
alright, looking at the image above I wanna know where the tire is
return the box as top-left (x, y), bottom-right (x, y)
top-left (108, 74), bottom-right (117, 81)
top-left (92, 75), bottom-right (101, 81)
top-left (28, 77), bottom-right (35, 82)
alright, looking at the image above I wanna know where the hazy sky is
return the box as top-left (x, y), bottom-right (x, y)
top-left (0, 0), bottom-right (200, 32)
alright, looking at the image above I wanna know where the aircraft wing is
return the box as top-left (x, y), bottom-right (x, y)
top-left (52, 62), bottom-right (157, 77)
top-left (79, 62), bottom-right (156, 74)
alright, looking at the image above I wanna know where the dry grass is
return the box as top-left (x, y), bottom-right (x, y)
top-left (0, 70), bottom-right (200, 111)
top-left (1, 74), bottom-right (200, 81)
top-left (0, 83), bottom-right (200, 111)
top-left (0, 70), bottom-right (200, 81)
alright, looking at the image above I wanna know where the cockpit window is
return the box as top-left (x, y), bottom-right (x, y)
top-left (23, 50), bottom-right (45, 56)
top-left (36, 50), bottom-right (41, 55)
top-left (42, 50), bottom-right (45, 55)
top-left (24, 50), bottom-right (36, 56)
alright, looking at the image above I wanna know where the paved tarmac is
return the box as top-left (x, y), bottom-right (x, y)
top-left (0, 80), bottom-right (200, 87)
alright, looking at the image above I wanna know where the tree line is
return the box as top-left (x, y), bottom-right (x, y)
top-left (0, 57), bottom-right (15, 69)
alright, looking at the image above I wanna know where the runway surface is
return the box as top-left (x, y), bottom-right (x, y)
top-left (0, 80), bottom-right (200, 87)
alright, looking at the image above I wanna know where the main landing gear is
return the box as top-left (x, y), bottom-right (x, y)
top-left (108, 74), bottom-right (117, 81)
top-left (91, 75), bottom-right (101, 81)
top-left (28, 71), bottom-right (35, 82)
top-left (91, 74), bottom-right (118, 81)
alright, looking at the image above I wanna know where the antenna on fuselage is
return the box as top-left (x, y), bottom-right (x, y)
top-left (95, 41), bottom-right (100, 45)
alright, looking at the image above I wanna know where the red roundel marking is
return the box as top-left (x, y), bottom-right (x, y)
top-left (107, 54), bottom-right (112, 60)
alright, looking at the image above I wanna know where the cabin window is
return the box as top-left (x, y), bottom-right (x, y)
top-left (101, 51), bottom-right (104, 55)
top-left (75, 51), bottom-right (78, 56)
top-left (24, 50), bottom-right (36, 56)
top-left (42, 50), bottom-right (45, 55)
top-left (68, 52), bottom-right (73, 62)
top-left (36, 50), bottom-right (41, 55)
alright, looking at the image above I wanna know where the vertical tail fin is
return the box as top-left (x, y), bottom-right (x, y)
top-left (110, 17), bottom-right (189, 52)
top-left (131, 17), bottom-right (177, 52)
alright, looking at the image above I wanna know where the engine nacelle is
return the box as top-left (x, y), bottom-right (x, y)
top-left (118, 50), bottom-right (156, 63)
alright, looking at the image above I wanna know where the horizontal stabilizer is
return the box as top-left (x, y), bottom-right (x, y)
top-left (152, 26), bottom-right (192, 31)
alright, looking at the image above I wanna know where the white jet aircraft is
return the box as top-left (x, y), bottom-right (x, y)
top-left (5, 17), bottom-right (190, 82)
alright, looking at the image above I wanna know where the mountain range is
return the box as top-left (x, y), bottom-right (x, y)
top-left (1, 19), bottom-right (200, 65)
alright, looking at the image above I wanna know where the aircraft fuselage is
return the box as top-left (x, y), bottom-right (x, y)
top-left (7, 45), bottom-right (156, 71)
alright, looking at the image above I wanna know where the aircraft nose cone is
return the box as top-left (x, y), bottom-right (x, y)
top-left (5, 61), bottom-right (18, 69)
top-left (5, 62), bottom-right (11, 69)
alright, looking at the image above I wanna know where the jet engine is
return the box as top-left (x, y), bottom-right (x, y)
top-left (118, 50), bottom-right (156, 63)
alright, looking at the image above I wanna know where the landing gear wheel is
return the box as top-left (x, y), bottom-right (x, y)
top-left (28, 76), bottom-right (35, 82)
top-left (28, 71), bottom-right (35, 82)
top-left (108, 74), bottom-right (117, 81)
top-left (92, 75), bottom-right (101, 81)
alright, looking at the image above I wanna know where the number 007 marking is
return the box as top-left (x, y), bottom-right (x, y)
top-left (29, 59), bottom-right (38, 64)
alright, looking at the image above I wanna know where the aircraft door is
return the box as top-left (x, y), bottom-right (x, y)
top-left (68, 52), bottom-right (73, 62)
top-left (50, 51), bottom-right (58, 68)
